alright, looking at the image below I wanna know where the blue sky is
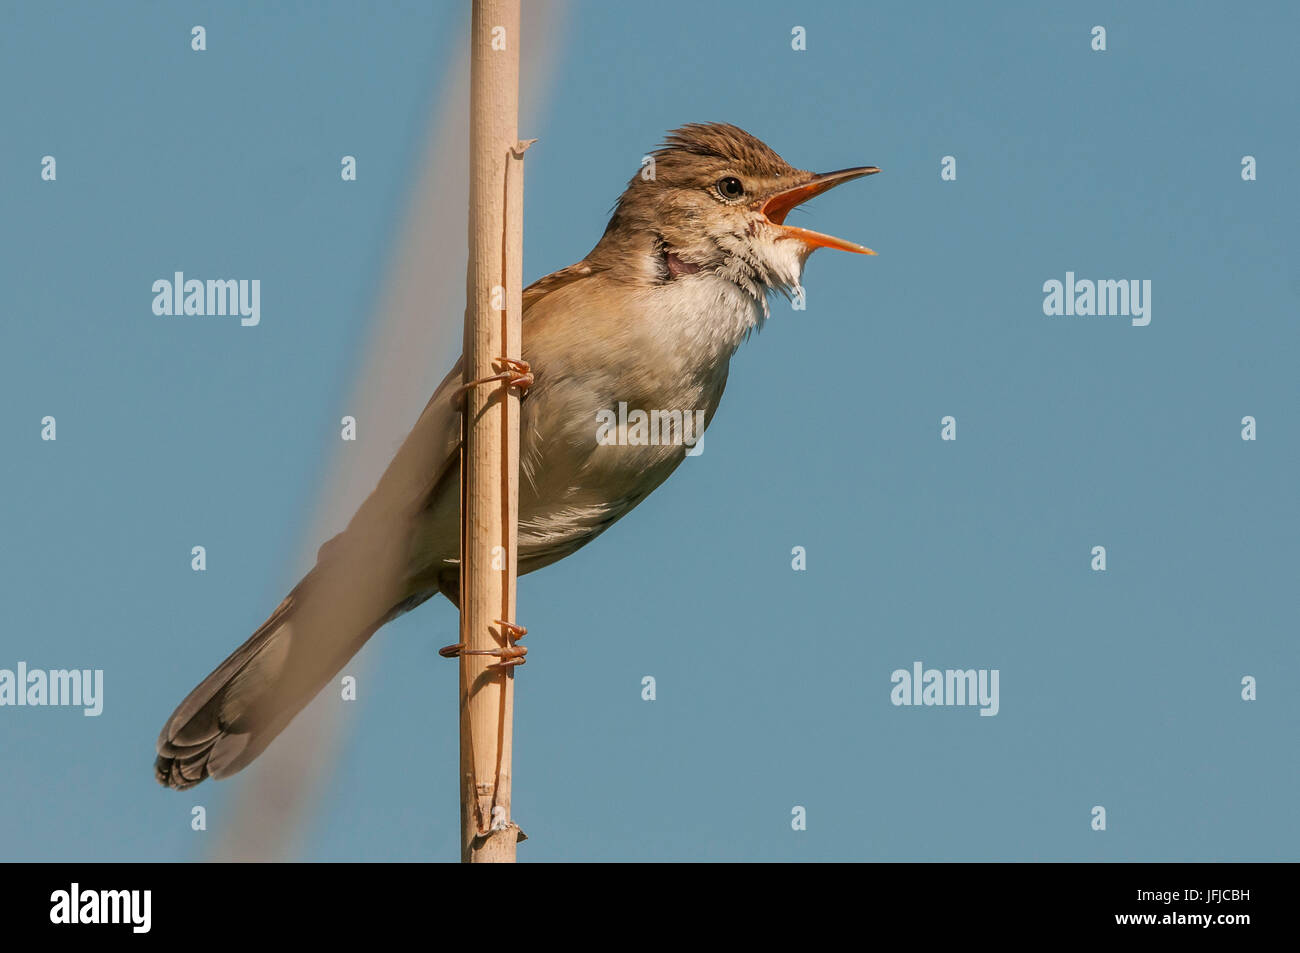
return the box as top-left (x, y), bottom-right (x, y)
top-left (1, 0), bottom-right (1296, 861)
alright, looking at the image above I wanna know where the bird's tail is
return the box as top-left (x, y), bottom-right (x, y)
top-left (155, 368), bottom-right (462, 790)
top-left (154, 559), bottom-right (411, 790)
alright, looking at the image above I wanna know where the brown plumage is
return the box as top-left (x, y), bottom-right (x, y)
top-left (154, 123), bottom-right (877, 789)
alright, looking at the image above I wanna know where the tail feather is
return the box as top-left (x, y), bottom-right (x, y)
top-left (155, 364), bottom-right (465, 789)
top-left (154, 590), bottom-right (291, 788)
top-left (154, 566), bottom-right (404, 790)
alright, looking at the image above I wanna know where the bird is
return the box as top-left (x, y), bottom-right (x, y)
top-left (154, 122), bottom-right (879, 789)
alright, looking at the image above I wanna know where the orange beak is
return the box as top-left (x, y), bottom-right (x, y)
top-left (761, 166), bottom-right (879, 255)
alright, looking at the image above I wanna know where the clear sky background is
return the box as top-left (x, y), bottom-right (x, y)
top-left (1, 1), bottom-right (1296, 861)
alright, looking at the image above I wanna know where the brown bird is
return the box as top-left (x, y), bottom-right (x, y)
top-left (155, 122), bottom-right (878, 789)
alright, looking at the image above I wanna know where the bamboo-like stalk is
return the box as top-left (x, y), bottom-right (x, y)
top-left (459, 0), bottom-right (525, 863)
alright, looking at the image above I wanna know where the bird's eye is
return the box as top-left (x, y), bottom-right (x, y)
top-left (716, 176), bottom-right (745, 200)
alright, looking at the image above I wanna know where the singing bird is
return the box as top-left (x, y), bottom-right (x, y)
top-left (155, 122), bottom-right (878, 789)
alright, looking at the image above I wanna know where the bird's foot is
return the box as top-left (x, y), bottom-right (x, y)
top-left (438, 619), bottom-right (528, 668)
top-left (451, 358), bottom-right (533, 408)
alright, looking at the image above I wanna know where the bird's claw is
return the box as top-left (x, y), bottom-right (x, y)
top-left (452, 358), bottom-right (533, 408)
top-left (494, 619), bottom-right (527, 640)
top-left (438, 619), bottom-right (528, 668)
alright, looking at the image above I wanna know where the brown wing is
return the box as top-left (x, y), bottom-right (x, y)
top-left (522, 259), bottom-right (600, 311)
top-left (328, 257), bottom-right (606, 571)
top-left (156, 260), bottom-right (604, 788)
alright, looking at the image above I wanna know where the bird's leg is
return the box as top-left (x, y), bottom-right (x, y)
top-left (439, 620), bottom-right (528, 668)
top-left (451, 358), bottom-right (533, 408)
top-left (441, 361), bottom-right (532, 663)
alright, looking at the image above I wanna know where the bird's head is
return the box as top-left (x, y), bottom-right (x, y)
top-left (597, 122), bottom-right (878, 299)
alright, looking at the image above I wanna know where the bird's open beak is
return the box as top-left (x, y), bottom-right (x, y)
top-left (761, 166), bottom-right (879, 255)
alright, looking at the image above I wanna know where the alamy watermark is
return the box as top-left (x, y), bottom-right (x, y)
top-left (152, 272), bottom-right (260, 326)
top-left (0, 662), bottom-right (103, 716)
top-left (50, 883), bottom-right (150, 933)
top-left (1042, 271), bottom-right (1151, 326)
top-left (596, 402), bottom-right (705, 452)
top-left (890, 661), bottom-right (999, 716)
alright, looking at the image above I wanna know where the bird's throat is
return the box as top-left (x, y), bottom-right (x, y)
top-left (664, 249), bottom-right (701, 278)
